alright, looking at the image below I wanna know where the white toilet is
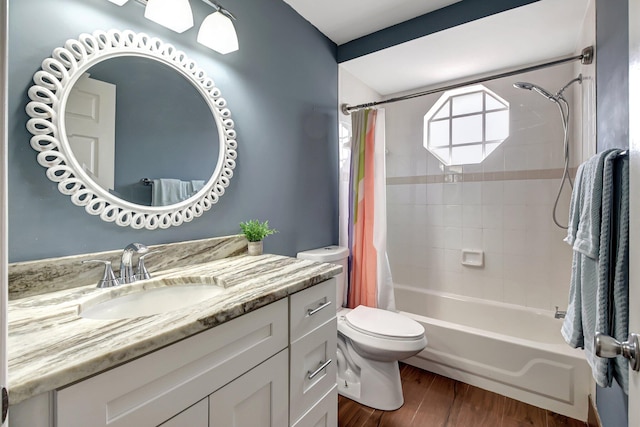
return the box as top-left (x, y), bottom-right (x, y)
top-left (297, 246), bottom-right (427, 411)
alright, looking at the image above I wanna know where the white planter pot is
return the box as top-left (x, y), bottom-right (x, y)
top-left (248, 241), bottom-right (263, 256)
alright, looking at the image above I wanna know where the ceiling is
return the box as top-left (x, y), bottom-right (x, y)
top-left (282, 0), bottom-right (590, 96)
top-left (281, 0), bottom-right (462, 46)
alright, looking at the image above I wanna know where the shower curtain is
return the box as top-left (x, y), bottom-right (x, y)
top-left (341, 108), bottom-right (395, 310)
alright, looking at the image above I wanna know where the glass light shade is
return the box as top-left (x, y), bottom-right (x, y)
top-left (197, 11), bottom-right (239, 54)
top-left (144, 0), bottom-right (194, 33)
top-left (107, 0), bottom-right (129, 5)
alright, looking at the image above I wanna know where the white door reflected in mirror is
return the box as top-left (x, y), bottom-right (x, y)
top-left (66, 74), bottom-right (116, 192)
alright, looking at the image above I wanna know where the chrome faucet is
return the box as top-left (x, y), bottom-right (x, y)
top-left (555, 306), bottom-right (567, 319)
top-left (120, 242), bottom-right (149, 284)
top-left (82, 243), bottom-right (157, 288)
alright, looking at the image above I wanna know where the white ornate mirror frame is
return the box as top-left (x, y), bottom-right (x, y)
top-left (25, 29), bottom-right (237, 230)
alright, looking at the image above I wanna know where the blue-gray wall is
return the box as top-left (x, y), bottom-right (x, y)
top-left (595, 0), bottom-right (629, 425)
top-left (8, 0), bottom-right (338, 262)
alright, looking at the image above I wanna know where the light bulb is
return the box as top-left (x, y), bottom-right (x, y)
top-left (144, 0), bottom-right (194, 33)
top-left (197, 11), bottom-right (239, 54)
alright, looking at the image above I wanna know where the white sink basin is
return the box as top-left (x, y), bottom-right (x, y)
top-left (80, 284), bottom-right (224, 320)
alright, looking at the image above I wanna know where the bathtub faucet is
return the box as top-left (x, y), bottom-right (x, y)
top-left (554, 306), bottom-right (567, 319)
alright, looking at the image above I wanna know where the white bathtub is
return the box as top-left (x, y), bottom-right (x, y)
top-left (395, 284), bottom-right (591, 421)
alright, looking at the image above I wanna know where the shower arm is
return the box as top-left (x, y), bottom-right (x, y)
top-left (556, 75), bottom-right (583, 99)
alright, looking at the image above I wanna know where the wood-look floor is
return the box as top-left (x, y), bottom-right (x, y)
top-left (338, 364), bottom-right (587, 427)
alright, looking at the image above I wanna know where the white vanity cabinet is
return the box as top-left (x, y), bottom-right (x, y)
top-left (289, 278), bottom-right (338, 427)
top-left (56, 298), bottom-right (289, 427)
top-left (11, 278), bottom-right (338, 427)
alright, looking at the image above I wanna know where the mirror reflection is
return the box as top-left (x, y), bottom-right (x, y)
top-left (65, 56), bottom-right (220, 206)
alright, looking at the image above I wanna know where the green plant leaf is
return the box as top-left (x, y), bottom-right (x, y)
top-left (239, 219), bottom-right (278, 242)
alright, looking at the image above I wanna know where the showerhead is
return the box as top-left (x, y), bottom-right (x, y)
top-left (513, 81), bottom-right (556, 101)
top-left (514, 75), bottom-right (583, 229)
top-left (513, 82), bottom-right (533, 90)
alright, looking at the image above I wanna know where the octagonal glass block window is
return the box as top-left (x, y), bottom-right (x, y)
top-left (423, 84), bottom-right (509, 166)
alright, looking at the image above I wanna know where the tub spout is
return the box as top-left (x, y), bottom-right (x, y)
top-left (555, 306), bottom-right (567, 319)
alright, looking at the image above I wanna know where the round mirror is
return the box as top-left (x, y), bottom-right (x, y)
top-left (66, 56), bottom-right (220, 206)
top-left (25, 30), bottom-right (237, 229)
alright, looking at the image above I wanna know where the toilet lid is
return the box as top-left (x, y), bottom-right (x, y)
top-left (344, 305), bottom-right (424, 339)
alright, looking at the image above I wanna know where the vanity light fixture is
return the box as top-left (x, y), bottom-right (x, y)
top-left (104, 0), bottom-right (238, 53)
top-left (197, 1), bottom-right (239, 54)
top-left (144, 0), bottom-right (194, 33)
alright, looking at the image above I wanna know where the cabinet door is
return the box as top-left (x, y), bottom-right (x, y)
top-left (291, 386), bottom-right (337, 427)
top-left (209, 349), bottom-right (288, 427)
top-left (158, 399), bottom-right (207, 427)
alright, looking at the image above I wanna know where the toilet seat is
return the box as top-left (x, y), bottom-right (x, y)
top-left (337, 306), bottom-right (427, 361)
top-left (344, 305), bottom-right (424, 340)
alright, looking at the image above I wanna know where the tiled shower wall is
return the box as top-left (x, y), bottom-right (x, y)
top-left (385, 62), bottom-right (585, 311)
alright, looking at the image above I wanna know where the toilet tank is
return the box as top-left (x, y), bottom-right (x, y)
top-left (296, 246), bottom-right (349, 309)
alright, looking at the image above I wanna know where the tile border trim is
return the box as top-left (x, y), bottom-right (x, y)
top-left (387, 168), bottom-right (578, 185)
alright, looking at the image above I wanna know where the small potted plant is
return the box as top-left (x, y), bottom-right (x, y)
top-left (239, 219), bottom-right (278, 256)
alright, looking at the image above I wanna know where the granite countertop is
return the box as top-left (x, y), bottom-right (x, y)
top-left (8, 254), bottom-right (341, 406)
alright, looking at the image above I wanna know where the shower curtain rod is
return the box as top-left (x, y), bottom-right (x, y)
top-left (341, 46), bottom-right (594, 115)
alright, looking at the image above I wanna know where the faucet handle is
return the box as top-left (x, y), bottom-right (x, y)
top-left (82, 259), bottom-right (120, 288)
top-left (136, 250), bottom-right (160, 281)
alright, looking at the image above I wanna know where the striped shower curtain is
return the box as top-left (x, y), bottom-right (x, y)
top-left (343, 109), bottom-right (395, 310)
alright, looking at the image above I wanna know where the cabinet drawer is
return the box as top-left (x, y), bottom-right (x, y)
top-left (291, 386), bottom-right (337, 427)
top-left (290, 318), bottom-right (337, 424)
top-left (56, 299), bottom-right (287, 427)
top-left (290, 278), bottom-right (336, 342)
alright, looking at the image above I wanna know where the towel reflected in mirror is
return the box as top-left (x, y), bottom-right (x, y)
top-left (151, 179), bottom-right (205, 206)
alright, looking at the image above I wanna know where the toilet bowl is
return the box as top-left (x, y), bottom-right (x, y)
top-left (297, 246), bottom-right (427, 411)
